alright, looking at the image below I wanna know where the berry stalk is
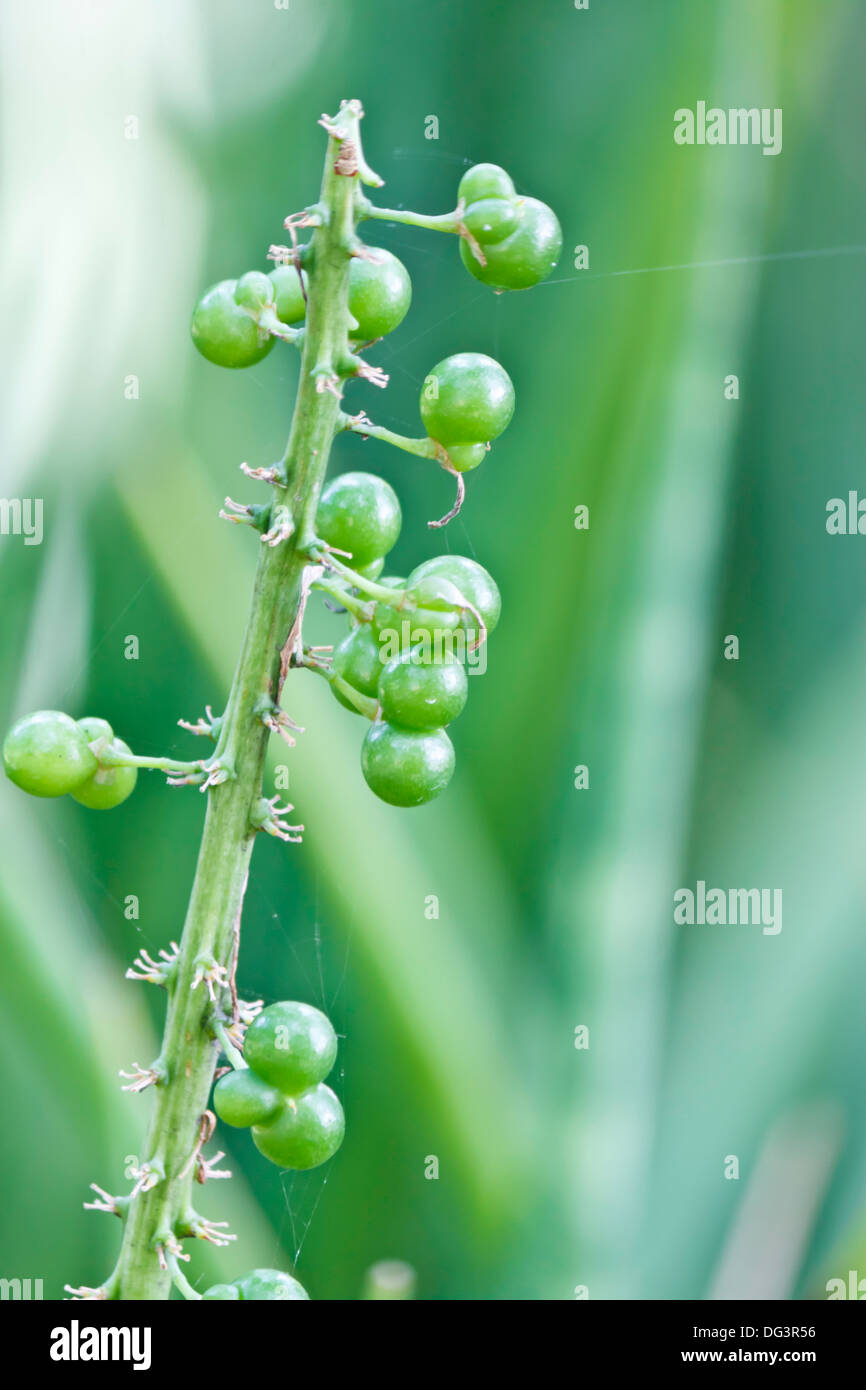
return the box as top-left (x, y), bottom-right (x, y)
top-left (111, 105), bottom-right (363, 1300)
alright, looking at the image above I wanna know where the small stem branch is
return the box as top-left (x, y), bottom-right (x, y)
top-left (311, 578), bottom-right (373, 620)
top-left (299, 651), bottom-right (378, 720)
top-left (340, 411), bottom-right (439, 460)
top-left (212, 1019), bottom-right (246, 1072)
top-left (314, 551), bottom-right (410, 606)
top-left (356, 197), bottom-right (460, 234)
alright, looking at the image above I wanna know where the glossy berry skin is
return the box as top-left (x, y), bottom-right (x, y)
top-left (458, 163), bottom-right (515, 204)
top-left (244, 1001), bottom-right (338, 1094)
top-left (270, 264), bottom-right (308, 325)
top-left (331, 626), bottom-right (385, 711)
top-left (77, 716), bottom-right (114, 745)
top-left (232, 1269), bottom-right (310, 1301)
top-left (378, 651), bottom-right (468, 730)
top-left (356, 556), bottom-right (385, 580)
top-left (3, 710), bottom-right (97, 798)
top-left (373, 598), bottom-right (459, 652)
top-left (420, 353), bottom-right (514, 447)
top-left (252, 1082), bottom-right (345, 1170)
top-left (361, 721), bottom-right (455, 807)
top-left (443, 442), bottom-right (487, 473)
top-left (71, 738), bottom-right (138, 810)
top-left (409, 555), bottom-right (501, 635)
top-left (316, 471), bottom-right (401, 568)
top-left (349, 248), bottom-right (412, 340)
top-left (460, 197), bottom-right (561, 290)
top-left (462, 198), bottom-right (519, 246)
top-left (202, 1283), bottom-right (241, 1300)
top-left (213, 1067), bottom-right (284, 1128)
top-left (191, 279), bottom-right (275, 369)
top-left (233, 270), bottom-right (276, 312)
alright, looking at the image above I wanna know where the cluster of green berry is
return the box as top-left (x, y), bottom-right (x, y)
top-left (458, 162), bottom-right (561, 291)
top-left (317, 469), bottom-right (501, 806)
top-left (191, 245), bottom-right (412, 372)
top-left (213, 1002), bottom-right (344, 1171)
top-left (2, 710), bottom-right (137, 809)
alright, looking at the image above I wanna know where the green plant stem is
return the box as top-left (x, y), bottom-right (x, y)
top-left (357, 197), bottom-right (460, 234)
top-left (111, 105), bottom-right (362, 1301)
top-left (101, 752), bottom-right (204, 775)
top-left (212, 1019), bottom-right (246, 1071)
top-left (340, 412), bottom-right (441, 461)
top-left (299, 653), bottom-right (378, 720)
top-left (311, 577), bottom-right (372, 620)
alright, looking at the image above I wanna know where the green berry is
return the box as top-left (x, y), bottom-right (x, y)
top-left (244, 1001), bottom-right (338, 1094)
top-left (420, 352), bottom-right (514, 447)
top-left (270, 263), bottom-right (308, 325)
top-left (462, 197), bottom-right (519, 246)
top-left (202, 1283), bottom-right (241, 1300)
top-left (316, 471), bottom-right (401, 568)
top-left (460, 197), bottom-right (561, 290)
top-left (349, 248), bottom-right (411, 340)
top-left (443, 443), bottom-right (487, 473)
top-left (378, 651), bottom-right (468, 730)
top-left (213, 1068), bottom-right (284, 1128)
top-left (331, 625), bottom-right (385, 712)
top-left (191, 278), bottom-right (275, 369)
top-left (233, 270), bottom-right (276, 312)
top-left (409, 556), bottom-right (501, 635)
top-left (3, 710), bottom-right (97, 798)
top-left (356, 556), bottom-right (385, 580)
top-left (76, 716), bottom-right (114, 745)
top-left (232, 1269), bottom-right (310, 1301)
top-left (70, 738), bottom-right (138, 811)
top-left (252, 1083), bottom-right (345, 1170)
top-left (372, 597), bottom-right (459, 653)
top-left (361, 722), bottom-right (454, 807)
top-left (458, 163), bottom-right (515, 204)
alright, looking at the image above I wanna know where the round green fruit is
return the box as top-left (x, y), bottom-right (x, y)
top-left (232, 1269), bottom-right (310, 1301)
top-left (191, 279), bottom-right (275, 369)
top-left (372, 597), bottom-right (459, 651)
top-left (409, 555), bottom-right (501, 635)
top-left (458, 163), bottom-right (515, 204)
top-left (244, 1001), bottom-right (338, 1094)
top-left (269, 263), bottom-right (308, 325)
top-left (233, 270), bottom-right (276, 312)
top-left (213, 1068), bottom-right (284, 1129)
top-left (252, 1083), bottom-right (345, 1171)
top-left (378, 651), bottom-right (468, 730)
top-left (361, 722), bottom-right (455, 807)
top-left (443, 443), bottom-right (487, 473)
top-left (349, 248), bottom-right (411, 340)
top-left (202, 1283), bottom-right (241, 1300)
top-left (459, 197), bottom-right (561, 290)
top-left (3, 710), bottom-right (97, 798)
top-left (76, 716), bottom-right (114, 745)
top-left (356, 556), bottom-right (385, 581)
top-left (71, 738), bottom-right (138, 810)
top-left (316, 471), bottom-right (401, 568)
top-left (420, 352), bottom-right (514, 447)
top-left (462, 197), bottom-right (519, 246)
top-left (331, 625), bottom-right (385, 712)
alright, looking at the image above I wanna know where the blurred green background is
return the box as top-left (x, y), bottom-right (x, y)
top-left (2, 0), bottom-right (865, 1300)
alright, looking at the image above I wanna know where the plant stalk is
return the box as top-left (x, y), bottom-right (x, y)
top-left (112, 107), bottom-right (361, 1300)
